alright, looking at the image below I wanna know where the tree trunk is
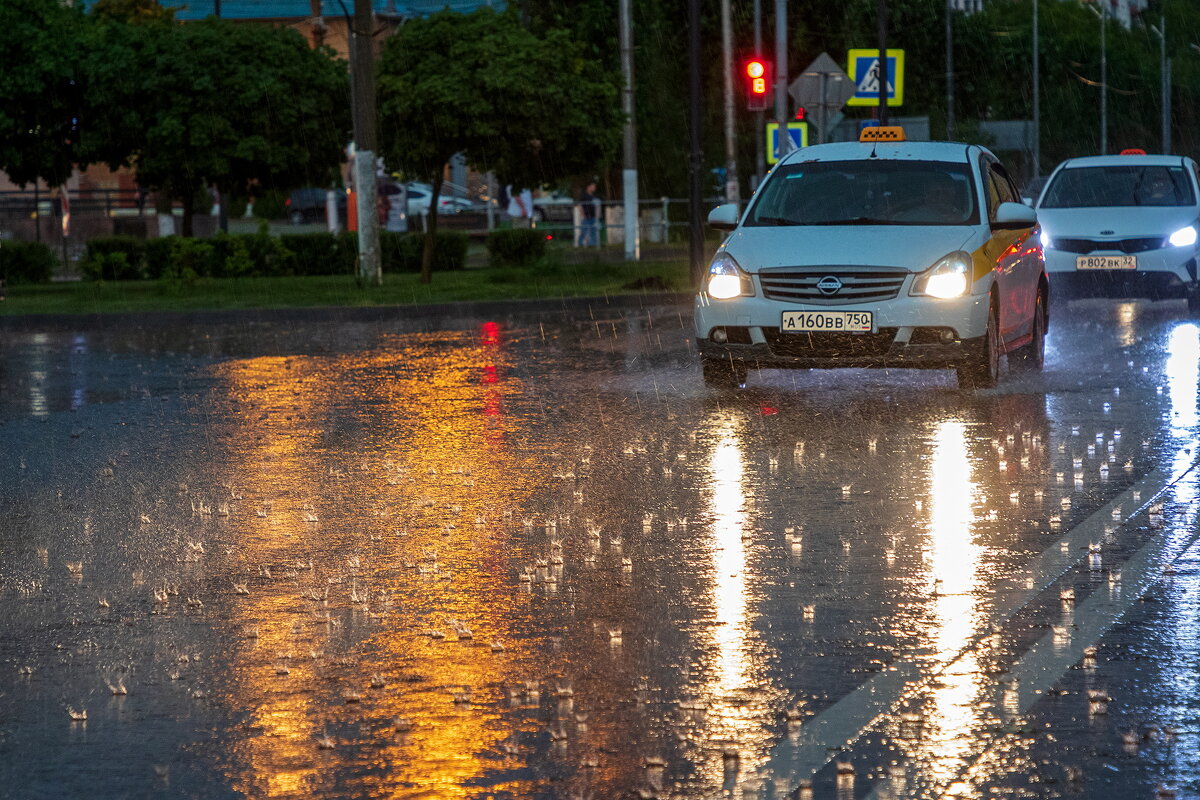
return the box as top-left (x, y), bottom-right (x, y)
top-left (182, 190), bottom-right (194, 238)
top-left (421, 172), bottom-right (442, 285)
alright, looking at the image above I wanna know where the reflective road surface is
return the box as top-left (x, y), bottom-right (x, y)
top-left (2, 297), bottom-right (1200, 799)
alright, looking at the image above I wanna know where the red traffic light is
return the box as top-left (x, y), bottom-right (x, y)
top-left (794, 106), bottom-right (806, 121)
top-left (745, 58), bottom-right (770, 111)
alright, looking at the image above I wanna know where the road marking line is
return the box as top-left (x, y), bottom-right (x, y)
top-left (745, 462), bottom-right (1194, 794)
top-left (867, 484), bottom-right (1200, 800)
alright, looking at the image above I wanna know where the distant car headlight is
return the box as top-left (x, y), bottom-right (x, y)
top-left (1169, 225), bottom-right (1198, 248)
top-left (911, 252), bottom-right (973, 300)
top-left (706, 253), bottom-right (754, 300)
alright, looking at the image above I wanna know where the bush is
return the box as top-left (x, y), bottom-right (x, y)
top-left (242, 224), bottom-right (296, 276)
top-left (486, 228), bottom-right (546, 266)
top-left (144, 237), bottom-right (176, 279)
top-left (252, 188), bottom-right (288, 221)
top-left (0, 240), bottom-right (56, 284)
top-left (81, 236), bottom-right (146, 280)
top-left (382, 231), bottom-right (469, 272)
top-left (208, 233), bottom-right (254, 278)
top-left (278, 232), bottom-right (357, 276)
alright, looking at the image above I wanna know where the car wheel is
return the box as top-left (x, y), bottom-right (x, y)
top-left (956, 298), bottom-right (1000, 390)
top-left (1187, 289), bottom-right (1200, 316)
top-left (533, 208), bottom-right (546, 223)
top-left (288, 210), bottom-right (305, 225)
top-left (1011, 290), bottom-right (1046, 373)
top-left (701, 356), bottom-right (748, 391)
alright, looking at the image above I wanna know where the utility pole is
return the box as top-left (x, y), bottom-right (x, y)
top-left (351, 0), bottom-right (381, 285)
top-left (619, 0), bottom-right (639, 260)
top-left (877, 0), bottom-right (888, 125)
top-left (1151, 14), bottom-right (1171, 153)
top-left (1100, 4), bottom-right (1106, 155)
top-left (687, 0), bottom-right (705, 288)
top-left (1033, 0), bottom-right (1040, 177)
top-left (945, 0), bottom-right (954, 140)
top-left (721, 0), bottom-right (739, 206)
top-left (774, 0), bottom-right (788, 155)
top-left (753, 0), bottom-right (764, 187)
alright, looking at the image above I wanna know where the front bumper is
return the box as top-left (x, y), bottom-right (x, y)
top-left (694, 291), bottom-right (990, 370)
top-left (1044, 247), bottom-right (1198, 300)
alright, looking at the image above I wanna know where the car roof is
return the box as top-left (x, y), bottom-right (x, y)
top-left (1058, 154), bottom-right (1191, 169)
top-left (778, 140), bottom-right (983, 166)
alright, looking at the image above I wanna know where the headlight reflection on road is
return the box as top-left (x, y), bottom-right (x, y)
top-left (1166, 323), bottom-right (1199, 436)
top-left (912, 420), bottom-right (987, 792)
top-left (696, 414), bottom-right (773, 782)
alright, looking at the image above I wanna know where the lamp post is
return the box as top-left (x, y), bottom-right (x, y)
top-left (1032, 0), bottom-right (1040, 178)
top-left (1149, 17), bottom-right (1171, 154)
top-left (1084, 1), bottom-right (1107, 155)
top-left (945, 0), bottom-right (954, 140)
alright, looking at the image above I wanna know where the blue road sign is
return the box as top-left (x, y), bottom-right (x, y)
top-left (766, 122), bottom-right (808, 164)
top-left (847, 49), bottom-right (905, 106)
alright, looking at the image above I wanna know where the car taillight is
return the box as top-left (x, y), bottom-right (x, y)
top-left (285, 198), bottom-right (291, 206)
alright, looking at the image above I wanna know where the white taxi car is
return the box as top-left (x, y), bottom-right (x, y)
top-left (1035, 150), bottom-right (1200, 311)
top-left (695, 126), bottom-right (1047, 390)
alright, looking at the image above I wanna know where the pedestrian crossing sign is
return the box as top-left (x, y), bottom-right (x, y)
top-left (766, 122), bottom-right (808, 164)
top-left (846, 48), bottom-right (904, 107)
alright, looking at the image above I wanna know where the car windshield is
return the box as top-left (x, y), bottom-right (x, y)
top-left (746, 160), bottom-right (978, 226)
top-left (1041, 165), bottom-right (1196, 208)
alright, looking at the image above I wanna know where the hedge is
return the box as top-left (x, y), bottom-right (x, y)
top-left (381, 231), bottom-right (468, 272)
top-left (0, 240), bottom-right (56, 284)
top-left (277, 232), bottom-right (358, 276)
top-left (486, 228), bottom-right (546, 266)
top-left (81, 236), bottom-right (146, 280)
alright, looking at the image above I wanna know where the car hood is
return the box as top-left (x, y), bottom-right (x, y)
top-left (722, 225), bottom-right (979, 273)
top-left (1036, 206), bottom-right (1198, 237)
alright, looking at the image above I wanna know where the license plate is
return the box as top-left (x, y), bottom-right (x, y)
top-left (781, 310), bottom-right (874, 333)
top-left (1076, 255), bottom-right (1136, 270)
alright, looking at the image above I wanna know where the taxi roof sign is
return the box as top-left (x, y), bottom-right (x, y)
top-left (859, 125), bottom-right (906, 143)
top-left (1120, 148), bottom-right (1147, 155)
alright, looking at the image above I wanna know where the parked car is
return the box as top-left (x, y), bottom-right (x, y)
top-left (286, 188), bottom-right (345, 225)
top-left (404, 185), bottom-right (475, 216)
top-left (533, 191), bottom-right (576, 223)
top-left (697, 125), bottom-right (1046, 391)
top-left (1036, 151), bottom-right (1200, 310)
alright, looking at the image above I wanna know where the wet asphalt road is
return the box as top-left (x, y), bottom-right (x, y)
top-left (1, 295), bottom-right (1199, 800)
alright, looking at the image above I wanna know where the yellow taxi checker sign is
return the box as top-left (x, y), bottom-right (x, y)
top-left (847, 48), bottom-right (905, 107)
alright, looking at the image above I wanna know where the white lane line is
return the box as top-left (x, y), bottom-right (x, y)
top-left (869, 484), bottom-right (1200, 800)
top-left (745, 463), bottom-right (1192, 794)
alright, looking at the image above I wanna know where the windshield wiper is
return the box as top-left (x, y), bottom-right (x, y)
top-left (807, 216), bottom-right (895, 226)
top-left (755, 215), bottom-right (795, 226)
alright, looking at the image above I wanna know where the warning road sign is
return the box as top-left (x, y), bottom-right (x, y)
top-left (846, 48), bottom-right (904, 107)
top-left (765, 122), bottom-right (808, 165)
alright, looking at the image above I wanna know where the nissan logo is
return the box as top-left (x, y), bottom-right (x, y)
top-left (817, 276), bottom-right (843, 295)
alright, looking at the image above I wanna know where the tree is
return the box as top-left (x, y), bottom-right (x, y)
top-left (377, 7), bottom-right (623, 283)
top-left (0, 0), bottom-right (89, 188)
top-left (83, 17), bottom-right (350, 235)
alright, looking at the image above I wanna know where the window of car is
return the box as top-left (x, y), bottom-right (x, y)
top-left (1041, 165), bottom-right (1197, 208)
top-left (745, 159), bottom-right (979, 226)
top-left (984, 163), bottom-right (1019, 220)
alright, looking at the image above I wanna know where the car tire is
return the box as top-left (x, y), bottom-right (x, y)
top-left (1011, 290), bottom-right (1046, 373)
top-left (533, 208), bottom-right (546, 223)
top-left (956, 298), bottom-right (1000, 390)
top-left (288, 210), bottom-right (305, 225)
top-left (701, 356), bottom-right (748, 391)
top-left (1187, 289), bottom-right (1200, 316)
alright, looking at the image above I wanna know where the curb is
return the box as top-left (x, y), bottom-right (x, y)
top-left (0, 292), bottom-right (695, 331)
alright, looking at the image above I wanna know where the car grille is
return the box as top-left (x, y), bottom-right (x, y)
top-left (762, 327), bottom-right (898, 358)
top-left (1051, 237), bottom-right (1165, 254)
top-left (759, 266), bottom-right (909, 305)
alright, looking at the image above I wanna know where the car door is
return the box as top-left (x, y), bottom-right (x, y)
top-left (979, 157), bottom-right (1037, 344)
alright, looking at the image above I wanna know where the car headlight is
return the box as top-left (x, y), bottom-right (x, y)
top-left (706, 253), bottom-right (754, 300)
top-left (1169, 225), bottom-right (1198, 248)
top-left (1040, 229), bottom-right (1052, 249)
top-left (911, 252), bottom-right (973, 300)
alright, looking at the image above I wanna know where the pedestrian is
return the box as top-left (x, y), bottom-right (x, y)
top-left (578, 181), bottom-right (600, 247)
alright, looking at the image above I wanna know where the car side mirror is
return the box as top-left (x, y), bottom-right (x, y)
top-left (707, 203), bottom-right (739, 231)
top-left (993, 201), bottom-right (1038, 229)
top-left (1022, 197), bottom-right (1034, 207)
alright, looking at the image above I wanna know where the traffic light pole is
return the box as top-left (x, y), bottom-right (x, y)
top-left (619, 0), bottom-right (639, 260)
top-left (753, 0), bottom-right (764, 187)
top-left (774, 0), bottom-right (788, 153)
top-left (877, 0), bottom-right (888, 126)
top-left (721, 0), bottom-right (739, 206)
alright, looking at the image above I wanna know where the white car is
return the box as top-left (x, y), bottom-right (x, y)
top-left (404, 185), bottom-right (475, 215)
top-left (1036, 152), bottom-right (1200, 311)
top-left (695, 126), bottom-right (1047, 390)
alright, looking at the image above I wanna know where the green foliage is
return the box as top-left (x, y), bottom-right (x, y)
top-left (143, 237), bottom-right (175, 279)
top-left (81, 236), bottom-right (147, 280)
top-left (377, 8), bottom-right (622, 192)
top-left (90, 0), bottom-right (173, 23)
top-left (243, 224), bottom-right (296, 276)
top-left (80, 16), bottom-right (349, 234)
top-left (486, 228), bottom-right (547, 266)
top-left (0, 0), bottom-right (89, 187)
top-left (251, 188), bottom-right (289, 221)
top-left (0, 240), bottom-right (56, 284)
top-left (380, 232), bottom-right (469, 272)
top-left (278, 233), bottom-right (358, 276)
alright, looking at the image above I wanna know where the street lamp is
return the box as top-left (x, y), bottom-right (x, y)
top-left (1148, 17), bottom-right (1171, 153)
top-left (1083, 0), bottom-right (1107, 155)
